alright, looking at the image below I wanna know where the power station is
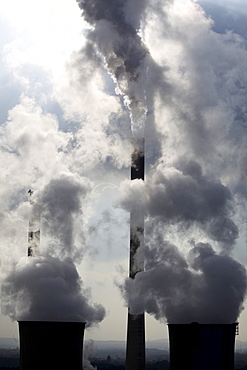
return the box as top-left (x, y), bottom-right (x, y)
top-left (19, 176), bottom-right (239, 370)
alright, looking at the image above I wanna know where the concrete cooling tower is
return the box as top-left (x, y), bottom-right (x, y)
top-left (18, 321), bottom-right (85, 370)
top-left (168, 322), bottom-right (238, 370)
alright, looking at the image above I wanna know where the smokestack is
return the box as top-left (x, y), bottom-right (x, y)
top-left (126, 137), bottom-right (145, 370)
top-left (168, 322), bottom-right (238, 370)
top-left (27, 190), bottom-right (40, 257)
top-left (18, 321), bottom-right (85, 370)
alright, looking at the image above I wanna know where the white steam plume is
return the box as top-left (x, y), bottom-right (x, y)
top-left (117, 160), bottom-right (239, 251)
top-left (34, 173), bottom-right (91, 262)
top-left (2, 173), bottom-right (105, 326)
top-left (121, 240), bottom-right (247, 324)
top-left (2, 256), bottom-right (105, 326)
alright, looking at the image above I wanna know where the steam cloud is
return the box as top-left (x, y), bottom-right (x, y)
top-left (2, 256), bottom-right (105, 325)
top-left (118, 160), bottom-right (239, 250)
top-left (2, 174), bottom-right (105, 326)
top-left (36, 173), bottom-right (91, 261)
top-left (121, 241), bottom-right (247, 323)
top-left (76, 0), bottom-right (247, 324)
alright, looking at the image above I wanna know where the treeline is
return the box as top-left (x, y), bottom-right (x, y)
top-left (90, 360), bottom-right (170, 369)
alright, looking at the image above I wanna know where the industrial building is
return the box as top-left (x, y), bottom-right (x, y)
top-left (168, 322), bottom-right (238, 370)
top-left (18, 321), bottom-right (85, 370)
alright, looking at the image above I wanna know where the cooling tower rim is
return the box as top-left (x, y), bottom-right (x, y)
top-left (17, 320), bottom-right (86, 324)
top-left (167, 322), bottom-right (238, 326)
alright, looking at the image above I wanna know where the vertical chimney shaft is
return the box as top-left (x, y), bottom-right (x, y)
top-left (126, 137), bottom-right (146, 370)
top-left (28, 190), bottom-right (40, 257)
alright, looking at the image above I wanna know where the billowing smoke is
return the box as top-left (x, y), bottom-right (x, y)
top-left (120, 240), bottom-right (247, 324)
top-left (2, 256), bottom-right (105, 325)
top-left (2, 173), bottom-right (105, 326)
top-left (118, 160), bottom-right (239, 250)
top-left (117, 157), bottom-right (247, 323)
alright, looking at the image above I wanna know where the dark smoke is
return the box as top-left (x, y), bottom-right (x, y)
top-left (77, 0), bottom-right (148, 80)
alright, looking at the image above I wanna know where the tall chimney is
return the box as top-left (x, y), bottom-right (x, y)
top-left (168, 322), bottom-right (238, 370)
top-left (126, 137), bottom-right (145, 370)
top-left (18, 321), bottom-right (86, 370)
top-left (27, 190), bottom-right (40, 257)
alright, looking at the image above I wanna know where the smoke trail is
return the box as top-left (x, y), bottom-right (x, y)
top-left (76, 0), bottom-right (150, 133)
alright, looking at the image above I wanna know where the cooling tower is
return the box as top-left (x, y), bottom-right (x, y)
top-left (18, 321), bottom-right (85, 370)
top-left (168, 322), bottom-right (237, 370)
